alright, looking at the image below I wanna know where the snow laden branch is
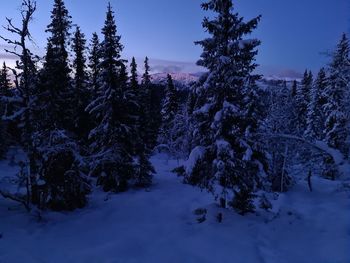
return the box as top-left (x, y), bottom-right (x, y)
top-left (258, 133), bottom-right (345, 169)
top-left (0, 189), bottom-right (31, 212)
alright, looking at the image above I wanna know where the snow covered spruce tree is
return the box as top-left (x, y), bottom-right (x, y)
top-left (157, 74), bottom-right (189, 159)
top-left (169, 104), bottom-right (192, 159)
top-left (0, 62), bottom-right (12, 158)
top-left (72, 26), bottom-right (90, 139)
top-left (32, 0), bottom-right (90, 210)
top-left (87, 3), bottom-right (136, 192)
top-left (305, 68), bottom-right (328, 140)
top-left (184, 0), bottom-right (268, 214)
top-left (158, 74), bottom-right (179, 148)
top-left (129, 57), bottom-right (155, 187)
top-left (139, 57), bottom-right (157, 151)
top-left (295, 70), bottom-right (313, 135)
top-left (130, 57), bottom-right (138, 93)
top-left (0, 62), bottom-right (11, 96)
top-left (88, 32), bottom-right (101, 96)
top-left (37, 0), bottom-right (73, 130)
top-left (0, 61), bottom-right (12, 119)
top-left (323, 34), bottom-right (350, 157)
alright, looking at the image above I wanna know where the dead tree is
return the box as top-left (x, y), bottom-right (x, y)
top-left (0, 0), bottom-right (38, 210)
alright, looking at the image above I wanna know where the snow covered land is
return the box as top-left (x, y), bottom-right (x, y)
top-left (1, 150), bottom-right (349, 263)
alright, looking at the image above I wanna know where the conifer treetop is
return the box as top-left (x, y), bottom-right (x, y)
top-left (196, 0), bottom-right (261, 77)
top-left (130, 57), bottom-right (138, 89)
top-left (46, 0), bottom-right (72, 49)
top-left (101, 2), bottom-right (123, 61)
top-left (142, 57), bottom-right (151, 86)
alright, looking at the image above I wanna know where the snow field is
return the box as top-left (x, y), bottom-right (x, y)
top-left (0, 153), bottom-right (349, 263)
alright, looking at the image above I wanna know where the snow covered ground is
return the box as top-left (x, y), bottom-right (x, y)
top-left (1, 151), bottom-right (350, 263)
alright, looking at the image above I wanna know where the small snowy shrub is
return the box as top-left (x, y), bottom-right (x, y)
top-left (229, 189), bottom-right (256, 215)
top-left (35, 130), bottom-right (90, 211)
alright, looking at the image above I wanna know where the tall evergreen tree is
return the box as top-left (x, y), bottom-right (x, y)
top-left (87, 3), bottom-right (134, 192)
top-left (88, 32), bottom-right (101, 95)
top-left (142, 57), bottom-right (151, 85)
top-left (72, 26), bottom-right (90, 138)
top-left (0, 62), bottom-right (11, 158)
top-left (0, 62), bottom-right (11, 96)
top-left (295, 70), bottom-right (313, 135)
top-left (168, 103), bottom-right (191, 158)
top-left (128, 57), bottom-right (155, 186)
top-left (162, 74), bottom-right (178, 125)
top-left (128, 56), bottom-right (140, 149)
top-left (38, 0), bottom-right (72, 130)
top-left (72, 26), bottom-right (88, 94)
top-left (33, 0), bottom-right (90, 210)
top-left (159, 74), bottom-right (179, 147)
top-left (323, 34), bottom-right (350, 156)
top-left (139, 57), bottom-right (156, 151)
top-left (305, 68), bottom-right (328, 140)
top-left (184, 0), bottom-right (267, 214)
top-left (130, 57), bottom-right (138, 93)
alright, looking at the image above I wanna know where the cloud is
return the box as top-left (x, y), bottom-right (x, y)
top-left (257, 65), bottom-right (303, 79)
top-left (152, 64), bottom-right (184, 73)
top-left (0, 44), bottom-right (18, 62)
top-left (0, 52), bottom-right (17, 60)
top-left (0, 44), bottom-right (13, 49)
top-left (276, 69), bottom-right (303, 79)
top-left (131, 57), bottom-right (204, 74)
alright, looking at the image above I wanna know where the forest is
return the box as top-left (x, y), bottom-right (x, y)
top-left (0, 1), bottom-right (349, 262)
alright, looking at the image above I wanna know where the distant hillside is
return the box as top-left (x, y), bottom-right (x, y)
top-left (150, 73), bottom-right (201, 89)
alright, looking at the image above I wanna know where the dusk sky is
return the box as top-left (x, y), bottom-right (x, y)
top-left (0, 0), bottom-right (349, 77)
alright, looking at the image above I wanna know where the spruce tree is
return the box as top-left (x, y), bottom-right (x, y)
top-left (33, 0), bottom-right (90, 210)
top-left (305, 68), bottom-right (328, 140)
top-left (185, 0), bottom-right (267, 214)
top-left (140, 57), bottom-right (156, 151)
top-left (87, 3), bottom-right (134, 192)
top-left (0, 62), bottom-right (11, 96)
top-left (323, 34), bottom-right (350, 156)
top-left (130, 57), bottom-right (138, 93)
top-left (159, 74), bottom-right (179, 149)
top-left (72, 26), bottom-right (90, 139)
top-left (161, 74), bottom-right (179, 126)
top-left (0, 62), bottom-right (11, 158)
top-left (169, 104), bottom-right (191, 158)
top-left (72, 26), bottom-right (88, 95)
top-left (39, 0), bottom-right (72, 130)
top-left (295, 70), bottom-right (313, 135)
top-left (130, 57), bottom-right (155, 186)
top-left (88, 32), bottom-right (101, 95)
top-left (128, 57), bottom-right (141, 148)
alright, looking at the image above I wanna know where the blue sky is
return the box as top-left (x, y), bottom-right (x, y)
top-left (0, 0), bottom-right (349, 76)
